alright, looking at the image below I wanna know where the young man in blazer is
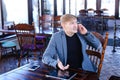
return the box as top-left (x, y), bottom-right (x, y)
top-left (42, 14), bottom-right (101, 72)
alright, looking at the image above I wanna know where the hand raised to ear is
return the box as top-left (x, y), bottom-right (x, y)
top-left (78, 24), bottom-right (88, 35)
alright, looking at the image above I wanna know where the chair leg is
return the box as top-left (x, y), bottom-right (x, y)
top-left (39, 49), bottom-right (44, 59)
top-left (18, 58), bottom-right (21, 67)
top-left (26, 51), bottom-right (29, 63)
top-left (18, 50), bottom-right (22, 67)
top-left (0, 50), bottom-right (1, 60)
top-left (33, 51), bottom-right (37, 60)
top-left (13, 46), bottom-right (17, 54)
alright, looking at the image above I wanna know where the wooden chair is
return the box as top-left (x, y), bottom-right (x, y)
top-left (101, 8), bottom-right (108, 11)
top-left (0, 39), bottom-right (17, 60)
top-left (1, 41), bottom-right (17, 54)
top-left (79, 9), bottom-right (88, 16)
top-left (87, 8), bottom-right (94, 11)
top-left (14, 23), bottom-right (46, 66)
top-left (39, 15), bottom-right (52, 32)
top-left (94, 10), bottom-right (108, 30)
top-left (86, 32), bottom-right (109, 77)
top-left (94, 10), bottom-right (103, 16)
top-left (52, 16), bottom-right (61, 32)
top-left (87, 8), bottom-right (95, 16)
top-left (94, 14), bottom-right (105, 34)
top-left (78, 9), bottom-right (90, 28)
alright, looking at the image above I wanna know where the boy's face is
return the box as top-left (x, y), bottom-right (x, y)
top-left (62, 19), bottom-right (78, 35)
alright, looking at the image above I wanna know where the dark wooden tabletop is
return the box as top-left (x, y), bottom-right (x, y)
top-left (0, 61), bottom-right (98, 80)
top-left (0, 29), bottom-right (53, 35)
top-left (0, 29), bottom-right (16, 34)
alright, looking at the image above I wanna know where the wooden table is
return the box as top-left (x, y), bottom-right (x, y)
top-left (0, 29), bottom-right (53, 35)
top-left (0, 61), bottom-right (98, 80)
top-left (0, 30), bottom-right (16, 34)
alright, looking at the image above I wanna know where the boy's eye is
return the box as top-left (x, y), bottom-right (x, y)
top-left (71, 22), bottom-right (77, 24)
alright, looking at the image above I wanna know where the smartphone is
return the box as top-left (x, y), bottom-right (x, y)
top-left (28, 65), bottom-right (40, 71)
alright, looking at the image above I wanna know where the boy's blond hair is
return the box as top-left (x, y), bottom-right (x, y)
top-left (60, 14), bottom-right (77, 23)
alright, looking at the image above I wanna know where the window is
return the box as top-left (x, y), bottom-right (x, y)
top-left (65, 0), bottom-right (70, 14)
top-left (33, 0), bottom-right (54, 32)
top-left (119, 1), bottom-right (120, 18)
top-left (3, 0), bottom-right (28, 24)
top-left (87, 0), bottom-right (96, 10)
top-left (0, 6), bottom-right (2, 31)
top-left (57, 0), bottom-right (63, 15)
top-left (47, 0), bottom-right (54, 15)
top-left (65, 0), bottom-right (85, 16)
top-left (32, 0), bottom-right (39, 31)
top-left (70, 0), bottom-right (76, 15)
top-left (76, 0), bottom-right (85, 15)
top-left (101, 0), bottom-right (115, 16)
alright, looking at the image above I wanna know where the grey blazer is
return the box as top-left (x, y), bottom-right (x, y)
top-left (42, 30), bottom-right (101, 72)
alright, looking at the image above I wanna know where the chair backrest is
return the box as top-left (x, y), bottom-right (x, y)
top-left (86, 32), bottom-right (109, 77)
top-left (51, 16), bottom-right (62, 32)
top-left (87, 8), bottom-right (94, 13)
top-left (39, 15), bottom-right (52, 30)
top-left (14, 23), bottom-right (36, 50)
top-left (79, 9), bottom-right (88, 16)
top-left (52, 16), bottom-right (61, 28)
top-left (94, 10), bottom-right (103, 16)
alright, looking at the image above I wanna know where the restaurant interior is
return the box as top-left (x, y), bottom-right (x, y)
top-left (0, 0), bottom-right (120, 80)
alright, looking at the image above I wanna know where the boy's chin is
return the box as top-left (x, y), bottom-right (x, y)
top-left (75, 30), bottom-right (78, 32)
top-left (73, 31), bottom-right (78, 33)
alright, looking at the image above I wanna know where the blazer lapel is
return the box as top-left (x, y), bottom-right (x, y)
top-left (61, 32), bottom-right (67, 65)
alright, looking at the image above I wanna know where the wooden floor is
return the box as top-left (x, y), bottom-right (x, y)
top-left (0, 27), bottom-right (120, 80)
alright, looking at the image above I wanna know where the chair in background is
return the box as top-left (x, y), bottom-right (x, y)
top-left (35, 35), bottom-right (46, 54)
top-left (79, 9), bottom-right (88, 16)
top-left (52, 16), bottom-right (61, 32)
top-left (2, 21), bottom-right (16, 54)
top-left (78, 9), bottom-right (90, 29)
top-left (86, 32), bottom-right (109, 77)
top-left (101, 8), bottom-right (108, 13)
top-left (87, 8), bottom-right (95, 16)
top-left (39, 15), bottom-right (52, 32)
top-left (87, 8), bottom-right (95, 11)
top-left (0, 40), bottom-right (17, 60)
top-left (14, 23), bottom-right (46, 66)
top-left (1, 41), bottom-right (16, 53)
top-left (94, 14), bottom-right (105, 34)
top-left (94, 10), bottom-right (103, 16)
top-left (101, 9), bottom-right (109, 31)
top-left (94, 10), bottom-right (108, 33)
top-left (0, 21), bottom-right (16, 59)
top-left (0, 41), bottom-right (16, 59)
top-left (86, 8), bottom-right (95, 30)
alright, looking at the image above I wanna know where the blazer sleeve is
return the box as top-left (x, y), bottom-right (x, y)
top-left (42, 34), bottom-right (58, 68)
top-left (83, 32), bottom-right (102, 50)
